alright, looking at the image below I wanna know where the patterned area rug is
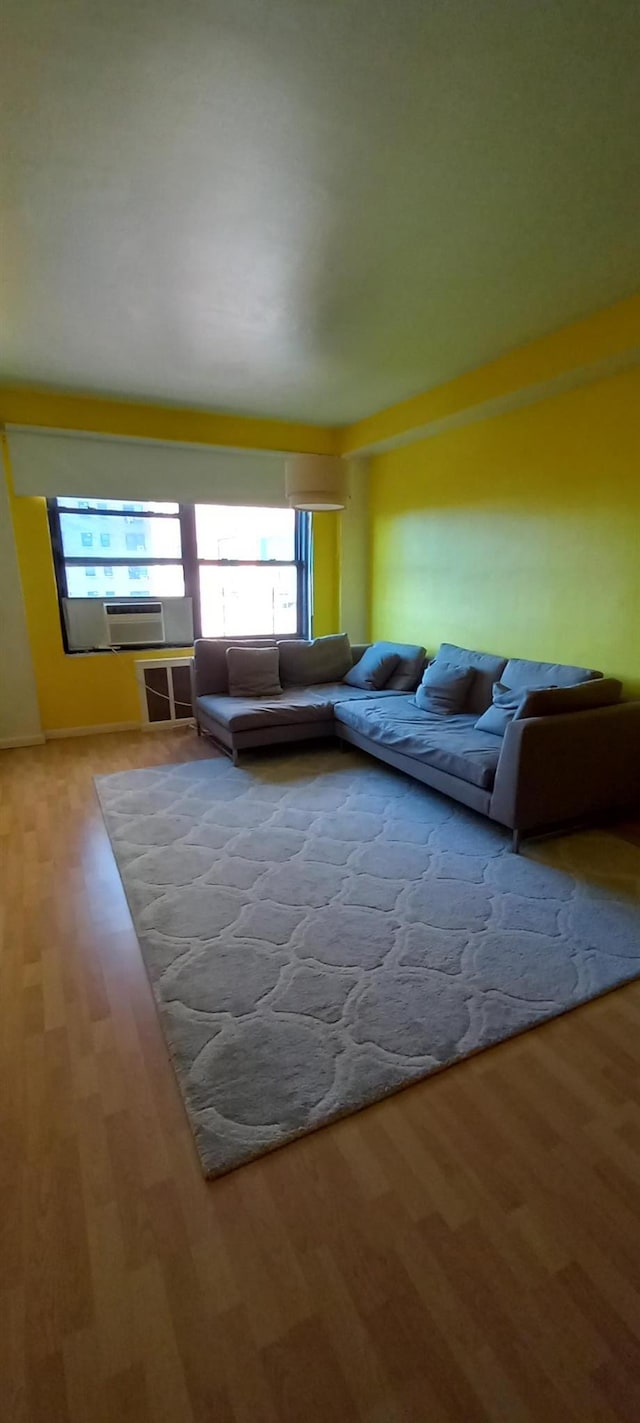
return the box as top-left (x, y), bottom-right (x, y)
top-left (95, 750), bottom-right (640, 1177)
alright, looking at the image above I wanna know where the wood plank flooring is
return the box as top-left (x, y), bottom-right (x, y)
top-left (1, 728), bottom-right (640, 1422)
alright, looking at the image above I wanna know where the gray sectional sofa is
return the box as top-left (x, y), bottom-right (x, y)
top-left (191, 635), bottom-right (640, 849)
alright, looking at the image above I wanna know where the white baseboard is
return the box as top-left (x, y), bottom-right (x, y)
top-left (44, 719), bottom-right (195, 740)
top-left (0, 732), bottom-right (46, 750)
top-left (45, 721), bottom-right (141, 739)
top-left (141, 718), bottom-right (196, 732)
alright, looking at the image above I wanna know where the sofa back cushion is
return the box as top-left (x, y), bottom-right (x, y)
top-left (415, 662), bottom-right (475, 715)
top-left (343, 643), bottom-right (400, 690)
top-left (369, 641), bottom-right (426, 691)
top-left (502, 656), bottom-right (602, 690)
top-left (433, 643), bottom-right (507, 713)
top-left (226, 645), bottom-right (282, 698)
top-left (278, 633), bottom-right (352, 686)
top-left (193, 637), bottom-right (278, 695)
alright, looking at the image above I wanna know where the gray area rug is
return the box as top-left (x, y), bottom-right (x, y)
top-left (95, 750), bottom-right (640, 1177)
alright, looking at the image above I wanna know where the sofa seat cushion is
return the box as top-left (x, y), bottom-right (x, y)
top-left (197, 683), bottom-right (403, 733)
top-left (334, 695), bottom-right (501, 790)
top-left (303, 683), bottom-right (405, 707)
top-left (197, 688), bottom-right (335, 732)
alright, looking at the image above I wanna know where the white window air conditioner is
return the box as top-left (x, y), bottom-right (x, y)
top-left (62, 597), bottom-right (193, 651)
top-left (105, 600), bottom-right (165, 647)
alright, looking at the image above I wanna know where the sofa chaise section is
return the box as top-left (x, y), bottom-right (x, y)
top-left (196, 682), bottom-right (404, 757)
top-left (333, 697), bottom-right (501, 791)
top-left (191, 637), bottom-right (419, 763)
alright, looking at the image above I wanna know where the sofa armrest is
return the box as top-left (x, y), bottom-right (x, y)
top-left (189, 658), bottom-right (199, 719)
top-left (490, 702), bottom-right (640, 832)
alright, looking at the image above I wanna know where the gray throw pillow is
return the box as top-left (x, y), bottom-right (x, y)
top-left (343, 644), bottom-right (400, 690)
top-left (226, 646), bottom-right (282, 698)
top-left (434, 643), bottom-right (507, 713)
top-left (475, 680), bottom-right (540, 736)
top-left (278, 634), bottom-right (352, 685)
top-left (369, 641), bottom-right (426, 691)
top-left (415, 662), bottom-right (474, 715)
top-left (477, 677), bottom-right (619, 736)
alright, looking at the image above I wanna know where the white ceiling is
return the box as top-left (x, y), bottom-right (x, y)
top-left (1, 0), bottom-right (639, 424)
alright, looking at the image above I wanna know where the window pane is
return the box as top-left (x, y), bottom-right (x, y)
top-left (56, 497), bottom-right (178, 514)
top-left (195, 505), bottom-right (295, 561)
top-left (199, 565), bottom-right (298, 636)
top-left (59, 512), bottom-right (181, 558)
top-left (65, 564), bottom-right (185, 598)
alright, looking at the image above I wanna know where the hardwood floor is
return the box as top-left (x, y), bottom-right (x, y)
top-left (2, 728), bottom-right (640, 1423)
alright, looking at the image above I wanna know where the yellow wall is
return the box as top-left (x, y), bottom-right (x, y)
top-left (369, 366), bottom-right (640, 695)
top-left (312, 513), bottom-right (340, 635)
top-left (7, 477), bottom-right (178, 730)
top-left (341, 294), bottom-right (640, 454)
top-left (0, 386), bottom-right (339, 455)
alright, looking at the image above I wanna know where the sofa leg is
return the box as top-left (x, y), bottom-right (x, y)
top-left (195, 720), bottom-right (202, 736)
top-left (512, 829), bottom-right (522, 854)
top-left (231, 748), bottom-right (240, 767)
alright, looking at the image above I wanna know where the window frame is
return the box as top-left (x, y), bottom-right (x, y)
top-left (47, 499), bottom-right (311, 652)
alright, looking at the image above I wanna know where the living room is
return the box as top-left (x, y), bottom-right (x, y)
top-left (2, 2), bottom-right (640, 1420)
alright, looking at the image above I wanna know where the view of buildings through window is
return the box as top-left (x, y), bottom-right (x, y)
top-left (51, 498), bottom-right (306, 639)
top-left (195, 505), bottom-right (297, 636)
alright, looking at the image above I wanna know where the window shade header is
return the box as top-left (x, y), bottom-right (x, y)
top-left (7, 427), bottom-right (287, 507)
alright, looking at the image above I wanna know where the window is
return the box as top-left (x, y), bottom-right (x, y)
top-left (194, 505), bottom-right (305, 637)
top-left (48, 498), bottom-right (310, 650)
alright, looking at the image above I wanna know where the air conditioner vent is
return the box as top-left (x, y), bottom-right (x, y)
top-left (105, 601), bottom-right (164, 647)
top-left (104, 601), bottom-right (163, 617)
top-left (136, 658), bottom-right (193, 727)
